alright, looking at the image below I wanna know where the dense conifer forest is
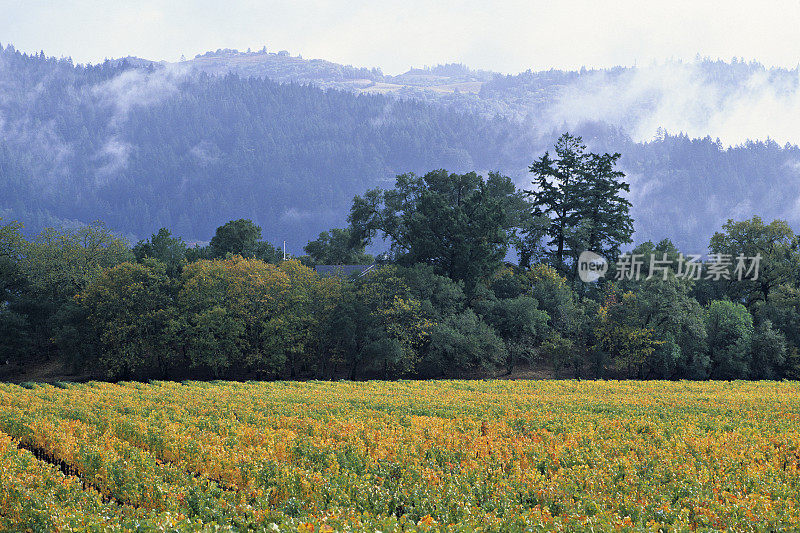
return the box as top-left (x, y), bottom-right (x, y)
top-left (2, 45), bottom-right (800, 253)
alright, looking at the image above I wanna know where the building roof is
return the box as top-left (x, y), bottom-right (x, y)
top-left (314, 264), bottom-right (375, 277)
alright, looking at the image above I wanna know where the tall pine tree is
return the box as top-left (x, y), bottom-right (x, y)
top-left (526, 133), bottom-right (589, 274)
top-left (573, 151), bottom-right (634, 263)
top-left (526, 133), bottom-right (633, 280)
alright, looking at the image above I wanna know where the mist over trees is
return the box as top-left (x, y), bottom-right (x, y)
top-left (2, 44), bottom-right (800, 382)
top-left (1, 45), bottom-right (800, 255)
top-left (0, 45), bottom-right (534, 249)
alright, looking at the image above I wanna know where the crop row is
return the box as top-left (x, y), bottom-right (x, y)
top-left (0, 380), bottom-right (798, 530)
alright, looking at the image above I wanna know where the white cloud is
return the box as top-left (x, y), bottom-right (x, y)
top-left (546, 61), bottom-right (800, 146)
top-left (189, 141), bottom-right (220, 167)
top-left (89, 65), bottom-right (187, 181)
top-left (5, 1), bottom-right (800, 146)
top-left (91, 65), bottom-right (185, 125)
top-left (94, 137), bottom-right (132, 183)
top-left (5, 2), bottom-right (800, 148)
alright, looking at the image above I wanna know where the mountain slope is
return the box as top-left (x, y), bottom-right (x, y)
top-left (0, 45), bottom-right (534, 248)
top-left (1, 44), bottom-right (799, 254)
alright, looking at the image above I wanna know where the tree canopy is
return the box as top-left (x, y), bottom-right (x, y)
top-left (349, 170), bottom-right (523, 292)
top-left (526, 133), bottom-right (633, 281)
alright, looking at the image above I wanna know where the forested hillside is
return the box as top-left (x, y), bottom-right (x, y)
top-left (0, 45), bottom-right (533, 247)
top-left (1, 44), bottom-right (800, 252)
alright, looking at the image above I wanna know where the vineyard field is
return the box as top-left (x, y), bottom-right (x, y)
top-left (0, 380), bottom-right (798, 531)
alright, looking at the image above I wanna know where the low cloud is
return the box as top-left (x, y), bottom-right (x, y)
top-left (0, 53), bottom-right (73, 189)
top-left (89, 65), bottom-right (188, 181)
top-left (91, 65), bottom-right (185, 125)
top-left (189, 140), bottom-right (220, 167)
top-left (545, 61), bottom-right (800, 146)
top-left (94, 137), bottom-right (132, 183)
top-left (281, 207), bottom-right (324, 223)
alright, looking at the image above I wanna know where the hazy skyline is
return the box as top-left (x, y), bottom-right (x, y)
top-left (3, 1), bottom-right (800, 74)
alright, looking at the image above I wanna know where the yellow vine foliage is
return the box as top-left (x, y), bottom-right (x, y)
top-left (0, 380), bottom-right (798, 531)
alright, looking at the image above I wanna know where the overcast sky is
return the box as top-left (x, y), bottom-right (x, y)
top-left (3, 0), bottom-right (800, 74)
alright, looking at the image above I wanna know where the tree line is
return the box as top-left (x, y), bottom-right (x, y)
top-left (1, 134), bottom-right (799, 381)
top-left (5, 45), bottom-right (800, 257)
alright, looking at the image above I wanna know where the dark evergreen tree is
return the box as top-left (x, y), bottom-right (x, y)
top-left (572, 151), bottom-right (634, 264)
top-left (526, 133), bottom-right (633, 281)
top-left (526, 133), bottom-right (588, 273)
